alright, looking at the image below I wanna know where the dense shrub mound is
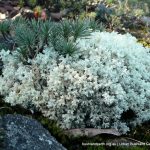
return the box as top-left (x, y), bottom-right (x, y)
top-left (0, 31), bottom-right (150, 133)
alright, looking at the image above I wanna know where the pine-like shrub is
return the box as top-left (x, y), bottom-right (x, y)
top-left (0, 18), bottom-right (101, 63)
top-left (0, 31), bottom-right (150, 134)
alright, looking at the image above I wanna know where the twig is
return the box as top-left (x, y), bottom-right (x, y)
top-left (64, 128), bottom-right (121, 137)
top-left (0, 106), bottom-right (13, 111)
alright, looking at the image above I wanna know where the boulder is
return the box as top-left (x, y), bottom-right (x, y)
top-left (0, 114), bottom-right (66, 150)
top-left (0, 13), bottom-right (6, 21)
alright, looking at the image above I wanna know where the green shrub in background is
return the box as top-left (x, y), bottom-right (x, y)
top-left (27, 0), bottom-right (38, 7)
top-left (95, 3), bottom-right (113, 26)
top-left (19, 0), bottom-right (87, 13)
top-left (19, 0), bottom-right (38, 7)
top-left (94, 0), bottom-right (150, 31)
top-left (109, 0), bottom-right (149, 16)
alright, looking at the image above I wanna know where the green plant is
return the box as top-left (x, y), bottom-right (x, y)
top-left (19, 0), bottom-right (25, 7)
top-left (0, 20), bottom-right (15, 50)
top-left (60, 20), bottom-right (72, 41)
top-left (95, 3), bottom-right (113, 26)
top-left (0, 20), bottom-right (11, 41)
top-left (27, 0), bottom-right (38, 7)
top-left (0, 42), bottom-right (10, 51)
top-left (71, 19), bottom-right (90, 41)
top-left (60, 0), bottom-right (86, 12)
top-left (48, 23), bottom-right (62, 50)
top-left (15, 24), bottom-right (37, 58)
top-left (0, 18), bottom-right (103, 63)
top-left (86, 19), bottom-right (104, 31)
top-left (56, 40), bottom-right (78, 56)
top-left (39, 20), bottom-right (53, 45)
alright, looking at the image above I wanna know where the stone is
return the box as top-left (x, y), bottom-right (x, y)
top-left (0, 116), bottom-right (5, 150)
top-left (0, 13), bottom-right (6, 21)
top-left (0, 114), bottom-right (66, 150)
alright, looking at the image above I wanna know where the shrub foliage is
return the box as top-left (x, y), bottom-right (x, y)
top-left (0, 27), bottom-right (150, 133)
top-left (0, 18), bottom-right (102, 63)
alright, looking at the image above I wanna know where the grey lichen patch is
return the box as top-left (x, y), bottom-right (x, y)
top-left (1, 114), bottom-right (66, 150)
top-left (39, 135), bottom-right (53, 145)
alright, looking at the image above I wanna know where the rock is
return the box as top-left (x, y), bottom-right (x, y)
top-left (11, 12), bottom-right (21, 20)
top-left (0, 7), bottom-right (7, 14)
top-left (0, 0), bottom-right (19, 20)
top-left (9, 9), bottom-right (19, 18)
top-left (0, 13), bottom-right (6, 21)
top-left (2, 5), bottom-right (14, 12)
top-left (0, 116), bottom-right (5, 149)
top-left (1, 114), bottom-right (66, 150)
top-left (21, 7), bottom-right (33, 13)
